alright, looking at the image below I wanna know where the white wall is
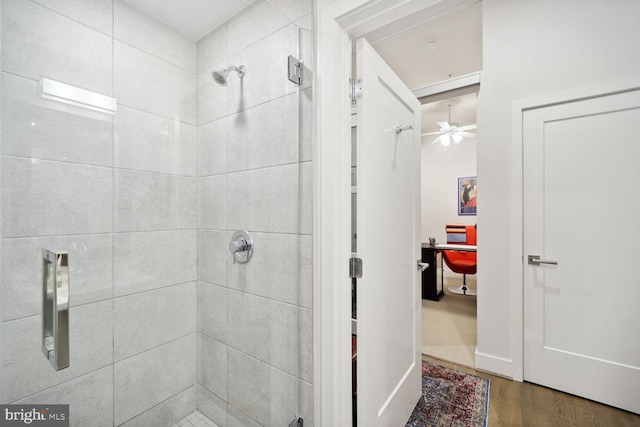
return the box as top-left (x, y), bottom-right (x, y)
top-left (477, 0), bottom-right (640, 376)
top-left (421, 139), bottom-right (476, 244)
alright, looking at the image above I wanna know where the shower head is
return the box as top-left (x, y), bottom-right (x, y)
top-left (211, 65), bottom-right (246, 87)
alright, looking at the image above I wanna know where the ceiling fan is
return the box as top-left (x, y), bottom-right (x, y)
top-left (421, 103), bottom-right (476, 147)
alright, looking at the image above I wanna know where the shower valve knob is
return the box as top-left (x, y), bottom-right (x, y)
top-left (229, 230), bottom-right (254, 264)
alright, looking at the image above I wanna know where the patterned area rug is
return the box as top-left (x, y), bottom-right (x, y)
top-left (406, 360), bottom-right (490, 427)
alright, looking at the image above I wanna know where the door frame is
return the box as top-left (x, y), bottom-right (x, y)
top-left (510, 76), bottom-right (640, 382)
top-left (313, 1), bottom-right (479, 425)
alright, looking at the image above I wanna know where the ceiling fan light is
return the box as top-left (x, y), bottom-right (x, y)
top-left (452, 133), bottom-right (463, 143)
top-left (441, 134), bottom-right (450, 147)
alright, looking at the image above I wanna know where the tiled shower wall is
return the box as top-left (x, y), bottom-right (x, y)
top-left (1, 0), bottom-right (200, 424)
top-left (195, 1), bottom-right (313, 426)
top-left (0, 0), bottom-right (312, 426)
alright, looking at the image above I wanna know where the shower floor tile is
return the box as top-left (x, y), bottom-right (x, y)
top-left (172, 410), bottom-right (218, 427)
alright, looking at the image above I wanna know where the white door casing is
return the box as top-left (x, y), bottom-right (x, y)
top-left (355, 37), bottom-right (422, 426)
top-left (523, 87), bottom-right (640, 414)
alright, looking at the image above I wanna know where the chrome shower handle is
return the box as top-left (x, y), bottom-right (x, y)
top-left (229, 239), bottom-right (249, 253)
top-left (229, 230), bottom-right (254, 264)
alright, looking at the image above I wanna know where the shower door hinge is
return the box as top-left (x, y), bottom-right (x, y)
top-left (288, 55), bottom-right (304, 85)
top-left (349, 78), bottom-right (363, 101)
top-left (288, 416), bottom-right (303, 427)
top-left (349, 256), bottom-right (363, 279)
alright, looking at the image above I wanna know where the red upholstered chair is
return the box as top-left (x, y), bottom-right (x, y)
top-left (442, 224), bottom-right (477, 295)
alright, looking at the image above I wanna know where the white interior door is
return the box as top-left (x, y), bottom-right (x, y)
top-left (523, 88), bottom-right (640, 414)
top-left (355, 37), bottom-right (422, 426)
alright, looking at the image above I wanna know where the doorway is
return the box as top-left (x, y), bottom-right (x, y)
top-left (314, 1), bottom-right (483, 424)
top-left (368, 3), bottom-right (481, 369)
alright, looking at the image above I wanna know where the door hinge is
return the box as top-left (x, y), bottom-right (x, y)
top-left (349, 78), bottom-right (363, 101)
top-left (349, 257), bottom-right (363, 279)
top-left (288, 55), bottom-right (304, 85)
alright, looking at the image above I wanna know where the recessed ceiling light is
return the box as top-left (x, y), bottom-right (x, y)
top-left (424, 39), bottom-right (438, 51)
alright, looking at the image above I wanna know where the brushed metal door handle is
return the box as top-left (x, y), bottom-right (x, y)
top-left (528, 255), bottom-right (558, 265)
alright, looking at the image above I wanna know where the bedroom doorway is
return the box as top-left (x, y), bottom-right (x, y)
top-left (368, 2), bottom-right (481, 368)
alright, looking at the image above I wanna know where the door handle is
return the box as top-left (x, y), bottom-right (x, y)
top-left (528, 255), bottom-right (558, 266)
top-left (42, 249), bottom-right (70, 370)
top-left (417, 261), bottom-right (429, 271)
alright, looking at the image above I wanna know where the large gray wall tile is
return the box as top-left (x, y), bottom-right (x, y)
top-left (121, 385), bottom-right (197, 427)
top-left (199, 230), bottom-right (230, 287)
top-left (1, 234), bottom-right (112, 321)
top-left (198, 334), bottom-right (227, 400)
top-left (114, 230), bottom-right (196, 297)
top-left (14, 367), bottom-right (114, 427)
top-left (227, 290), bottom-right (299, 376)
top-left (198, 282), bottom-right (227, 344)
top-left (197, 25), bottom-right (227, 74)
top-left (115, 170), bottom-right (197, 232)
top-left (2, 73), bottom-right (114, 167)
top-left (226, 1), bottom-right (290, 55)
top-left (198, 118), bottom-right (227, 177)
top-left (228, 233), bottom-right (307, 305)
top-left (114, 282), bottom-right (197, 361)
top-left (271, 0), bottom-right (313, 23)
top-left (115, 106), bottom-right (197, 176)
top-left (227, 405), bottom-right (260, 427)
top-left (114, 334), bottom-right (196, 425)
top-left (199, 175), bottom-right (228, 230)
top-left (31, 0), bottom-right (113, 35)
top-left (197, 385), bottom-right (228, 427)
top-left (300, 161), bottom-right (313, 235)
top-left (1, 157), bottom-right (112, 238)
top-left (227, 348), bottom-right (297, 427)
top-left (297, 16), bottom-right (313, 93)
top-left (114, 0), bottom-right (196, 72)
top-left (115, 41), bottom-right (196, 124)
top-left (226, 93), bottom-right (299, 172)
top-left (226, 25), bottom-right (298, 114)
top-left (227, 164), bottom-right (300, 234)
top-left (299, 380), bottom-right (314, 427)
top-left (1, 301), bottom-right (113, 402)
top-left (2, 0), bottom-right (112, 94)
top-left (300, 88), bottom-right (313, 162)
top-left (197, 63), bottom-right (230, 126)
top-left (299, 308), bottom-right (313, 383)
top-left (298, 234), bottom-right (313, 309)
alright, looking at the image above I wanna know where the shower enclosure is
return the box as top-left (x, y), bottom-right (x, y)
top-left (0, 0), bottom-right (313, 426)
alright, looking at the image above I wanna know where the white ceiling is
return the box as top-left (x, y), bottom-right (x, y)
top-left (122, 0), bottom-right (255, 40)
top-left (370, 2), bottom-right (482, 137)
top-left (371, 2), bottom-right (482, 90)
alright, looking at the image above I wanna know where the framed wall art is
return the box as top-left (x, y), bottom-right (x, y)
top-left (458, 176), bottom-right (477, 215)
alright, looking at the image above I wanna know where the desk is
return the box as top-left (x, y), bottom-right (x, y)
top-left (434, 243), bottom-right (477, 252)
top-left (420, 245), bottom-right (442, 300)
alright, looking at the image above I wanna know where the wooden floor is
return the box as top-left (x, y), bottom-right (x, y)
top-left (422, 355), bottom-right (640, 427)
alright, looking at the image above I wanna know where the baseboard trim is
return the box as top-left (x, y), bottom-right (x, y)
top-left (474, 349), bottom-right (514, 379)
